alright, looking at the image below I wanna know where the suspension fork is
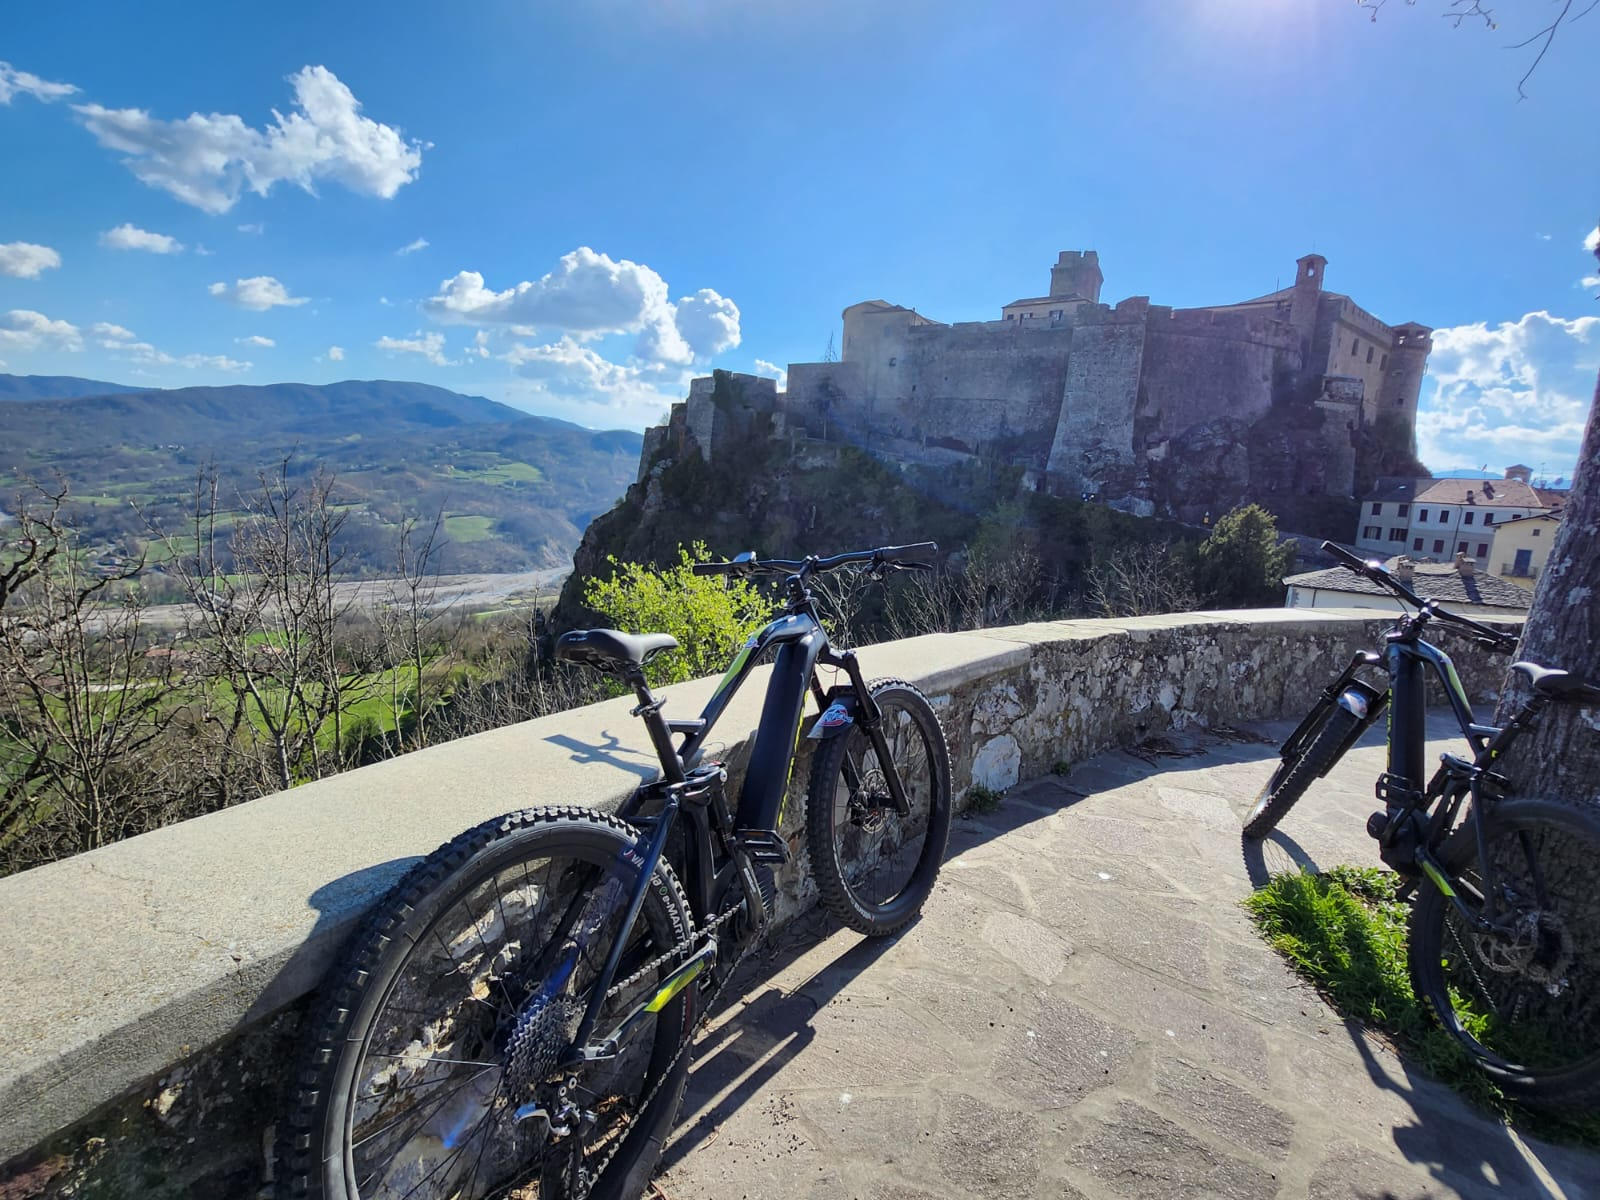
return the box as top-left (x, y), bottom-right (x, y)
top-left (828, 648), bottom-right (911, 817)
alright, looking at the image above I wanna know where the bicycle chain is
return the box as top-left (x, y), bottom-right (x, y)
top-left (571, 898), bottom-right (763, 1198)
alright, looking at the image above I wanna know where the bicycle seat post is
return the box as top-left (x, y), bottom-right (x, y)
top-left (624, 664), bottom-right (686, 783)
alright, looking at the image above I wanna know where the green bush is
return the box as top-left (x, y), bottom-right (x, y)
top-left (582, 542), bottom-right (777, 687)
top-left (1195, 504), bottom-right (1297, 608)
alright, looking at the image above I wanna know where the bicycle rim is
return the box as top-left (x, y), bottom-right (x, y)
top-left (339, 840), bottom-right (681, 1198)
top-left (826, 696), bottom-right (939, 913)
top-left (1421, 807), bottom-right (1600, 1087)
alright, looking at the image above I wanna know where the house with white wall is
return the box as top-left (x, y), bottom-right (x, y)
top-left (1353, 469), bottom-right (1545, 561)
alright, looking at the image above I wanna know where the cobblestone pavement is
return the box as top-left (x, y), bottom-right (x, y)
top-left (657, 713), bottom-right (1599, 1200)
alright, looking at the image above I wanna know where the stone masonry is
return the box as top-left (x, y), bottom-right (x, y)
top-left (642, 252), bottom-right (1433, 523)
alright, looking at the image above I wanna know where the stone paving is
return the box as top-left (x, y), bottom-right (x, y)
top-left (657, 713), bottom-right (1600, 1200)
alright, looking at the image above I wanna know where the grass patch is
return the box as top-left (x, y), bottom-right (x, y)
top-left (1245, 866), bottom-right (1600, 1148)
top-left (965, 784), bottom-right (1003, 814)
top-left (442, 514), bottom-right (496, 543)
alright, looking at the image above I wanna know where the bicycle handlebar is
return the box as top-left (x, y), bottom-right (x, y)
top-left (1318, 540), bottom-right (1519, 651)
top-left (691, 541), bottom-right (939, 580)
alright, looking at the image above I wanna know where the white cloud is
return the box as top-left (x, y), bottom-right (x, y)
top-left (425, 247), bottom-right (741, 369)
top-left (754, 358), bottom-right (788, 391)
top-left (1582, 275), bottom-right (1600, 291)
top-left (1418, 311), bottom-right (1599, 479)
top-left (1586, 225), bottom-right (1599, 254)
top-left (1536, 233), bottom-right (1552, 242)
top-left (376, 330), bottom-right (452, 366)
top-left (379, 296), bottom-right (392, 306)
top-left (116, 342), bottom-right (250, 372)
top-left (237, 334), bottom-right (275, 347)
top-left (71, 65), bottom-right (425, 214)
top-left (472, 330), bottom-right (490, 359)
top-left (0, 242), bottom-right (61, 278)
top-left (91, 321), bottom-right (138, 346)
top-left (397, 237), bottom-right (428, 256)
top-left (100, 223), bottom-right (184, 254)
top-left (194, 244), bottom-right (215, 256)
top-left (327, 345), bottom-right (345, 361)
top-left (673, 289), bottom-right (741, 357)
top-left (209, 275), bottom-right (308, 311)
top-left (0, 61), bottom-right (77, 105)
top-left (501, 335), bottom-right (691, 427)
top-left (0, 309), bottom-right (82, 351)
top-left (237, 222), bottom-right (264, 235)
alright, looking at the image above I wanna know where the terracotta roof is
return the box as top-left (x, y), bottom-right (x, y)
top-left (1284, 562), bottom-right (1534, 610)
top-left (1003, 295), bottom-right (1085, 308)
top-left (1534, 487), bottom-right (1570, 510)
top-left (1412, 477), bottom-right (1541, 508)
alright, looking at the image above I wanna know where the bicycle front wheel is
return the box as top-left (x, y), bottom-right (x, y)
top-left (806, 678), bottom-right (952, 937)
top-left (1408, 797), bottom-right (1600, 1106)
top-left (1242, 704), bottom-right (1361, 840)
top-left (277, 807), bottom-right (697, 1200)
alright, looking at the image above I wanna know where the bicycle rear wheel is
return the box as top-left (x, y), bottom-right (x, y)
top-left (806, 678), bottom-right (952, 937)
top-left (1408, 798), bottom-right (1600, 1106)
top-left (277, 807), bottom-right (696, 1200)
top-left (1242, 705), bottom-right (1361, 840)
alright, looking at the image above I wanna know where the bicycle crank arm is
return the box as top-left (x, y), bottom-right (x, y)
top-left (1416, 852), bottom-right (1498, 934)
top-left (571, 941), bottom-right (717, 1063)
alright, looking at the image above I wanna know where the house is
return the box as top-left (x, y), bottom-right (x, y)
top-left (1285, 553), bottom-right (1533, 619)
top-left (1488, 511), bottom-right (1561, 582)
top-left (1354, 468), bottom-right (1545, 560)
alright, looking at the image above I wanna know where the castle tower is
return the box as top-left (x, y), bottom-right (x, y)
top-left (1375, 321), bottom-right (1432, 449)
top-left (1288, 253), bottom-right (1326, 339)
top-left (1050, 251), bottom-right (1103, 303)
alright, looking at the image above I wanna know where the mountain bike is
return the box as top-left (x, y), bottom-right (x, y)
top-left (276, 543), bottom-right (953, 1200)
top-left (1245, 540), bottom-right (1600, 1105)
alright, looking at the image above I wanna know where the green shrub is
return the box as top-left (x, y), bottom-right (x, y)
top-left (582, 542), bottom-right (777, 687)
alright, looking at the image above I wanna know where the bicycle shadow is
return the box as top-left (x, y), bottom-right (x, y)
top-left (1241, 828), bottom-right (1322, 889)
top-left (541, 729), bottom-right (662, 781)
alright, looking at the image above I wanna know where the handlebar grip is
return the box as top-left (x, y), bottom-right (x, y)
top-left (880, 541), bottom-right (938, 562)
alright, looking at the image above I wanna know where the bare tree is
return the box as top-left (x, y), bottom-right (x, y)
top-left (1359, 0), bottom-right (1596, 98)
top-left (158, 460), bottom-right (366, 791)
top-left (1085, 543), bottom-right (1201, 618)
top-left (374, 512), bottom-right (449, 753)
top-left (0, 492), bottom-right (178, 868)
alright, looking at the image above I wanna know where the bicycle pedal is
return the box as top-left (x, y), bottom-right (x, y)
top-left (736, 829), bottom-right (790, 865)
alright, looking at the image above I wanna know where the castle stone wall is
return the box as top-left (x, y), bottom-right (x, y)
top-left (1046, 302), bottom-right (1148, 498)
top-left (1137, 307), bottom-right (1299, 436)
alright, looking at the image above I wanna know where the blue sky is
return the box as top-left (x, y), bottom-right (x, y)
top-left (2, 0), bottom-right (1596, 477)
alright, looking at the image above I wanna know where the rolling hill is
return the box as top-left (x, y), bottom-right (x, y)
top-left (0, 375), bottom-right (642, 574)
top-left (0, 374), bottom-right (149, 402)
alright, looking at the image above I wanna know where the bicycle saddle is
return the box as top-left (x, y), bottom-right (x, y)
top-left (555, 628), bottom-right (680, 671)
top-left (1511, 661), bottom-right (1600, 702)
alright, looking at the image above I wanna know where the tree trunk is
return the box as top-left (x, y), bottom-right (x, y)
top-left (1493, 374), bottom-right (1600, 808)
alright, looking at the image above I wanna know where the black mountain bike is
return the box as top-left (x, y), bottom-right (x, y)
top-left (1245, 540), bottom-right (1600, 1105)
top-left (277, 543), bottom-right (953, 1200)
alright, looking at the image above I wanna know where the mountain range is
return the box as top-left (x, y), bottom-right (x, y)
top-left (0, 374), bottom-right (643, 574)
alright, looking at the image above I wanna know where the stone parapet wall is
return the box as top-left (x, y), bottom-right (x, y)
top-left (0, 609), bottom-right (1519, 1193)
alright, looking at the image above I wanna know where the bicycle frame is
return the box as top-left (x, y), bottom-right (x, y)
top-left (563, 582), bottom-right (908, 1064)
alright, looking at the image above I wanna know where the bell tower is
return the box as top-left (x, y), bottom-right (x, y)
top-left (1050, 250), bottom-right (1103, 303)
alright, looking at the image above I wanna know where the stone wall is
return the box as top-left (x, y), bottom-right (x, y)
top-left (1045, 302), bottom-right (1149, 500)
top-left (0, 610), bottom-right (1519, 1195)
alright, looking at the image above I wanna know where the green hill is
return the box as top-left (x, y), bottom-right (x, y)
top-left (0, 377), bottom-right (641, 574)
top-left (0, 373), bottom-right (148, 402)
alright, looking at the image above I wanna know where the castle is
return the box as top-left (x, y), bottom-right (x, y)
top-left (642, 251), bottom-right (1433, 521)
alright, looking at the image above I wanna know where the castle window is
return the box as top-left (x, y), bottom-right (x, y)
top-left (1395, 398), bottom-right (1406, 407)
top-left (1381, 354), bottom-right (1388, 370)
top-left (1366, 347), bottom-right (1375, 363)
top-left (888, 357), bottom-right (896, 366)
top-left (1352, 337), bottom-right (1360, 355)
top-left (1398, 335), bottom-right (1407, 346)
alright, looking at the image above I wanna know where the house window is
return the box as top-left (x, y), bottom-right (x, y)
top-left (1440, 511), bottom-right (1451, 523)
top-left (1413, 538), bottom-right (1423, 551)
top-left (1533, 528), bottom-right (1542, 537)
top-left (1464, 512), bottom-right (1474, 525)
top-left (1366, 346), bottom-right (1375, 364)
top-left (1419, 509), bottom-right (1429, 522)
top-left (1370, 502), bottom-right (1382, 515)
top-left (1433, 539), bottom-right (1444, 553)
top-left (1477, 543), bottom-right (1489, 557)
top-left (1397, 503), bottom-right (1409, 517)
top-left (1049, 309), bottom-right (1062, 320)
top-left (1483, 513), bottom-right (1494, 525)
top-left (1363, 525), bottom-right (1381, 539)
top-left (1388, 529), bottom-right (1406, 542)
top-left (1458, 542), bottom-right (1468, 554)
